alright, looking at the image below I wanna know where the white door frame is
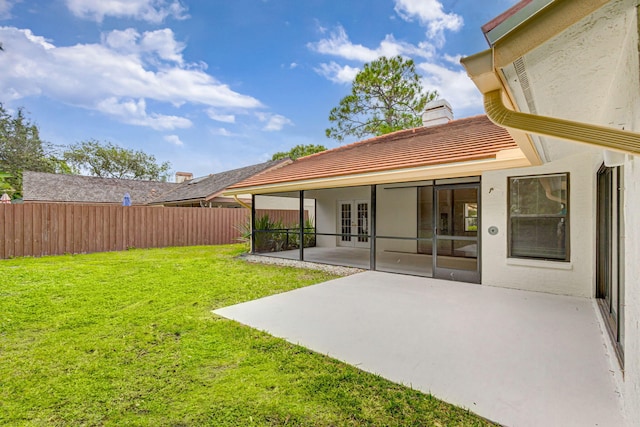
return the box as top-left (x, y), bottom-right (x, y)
top-left (337, 200), bottom-right (370, 248)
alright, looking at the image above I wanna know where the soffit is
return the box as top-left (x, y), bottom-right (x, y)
top-left (498, 0), bottom-right (637, 158)
top-left (505, 0), bottom-right (632, 125)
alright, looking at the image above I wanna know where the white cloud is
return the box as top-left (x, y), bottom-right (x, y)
top-left (96, 98), bottom-right (191, 130)
top-left (307, 25), bottom-right (434, 63)
top-left (206, 109), bottom-right (236, 123)
top-left (417, 62), bottom-right (482, 114)
top-left (164, 134), bottom-right (184, 146)
top-left (65, 0), bottom-right (187, 23)
top-left (256, 113), bottom-right (293, 132)
top-left (393, 0), bottom-right (463, 44)
top-left (289, 62), bottom-right (298, 69)
top-left (314, 62), bottom-right (359, 84)
top-left (0, 26), bottom-right (263, 129)
top-left (212, 127), bottom-right (233, 137)
top-left (103, 28), bottom-right (185, 64)
top-left (0, 0), bottom-right (16, 19)
top-left (443, 53), bottom-right (462, 65)
top-left (139, 28), bottom-right (184, 63)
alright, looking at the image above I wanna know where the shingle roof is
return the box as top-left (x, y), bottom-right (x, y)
top-left (229, 115), bottom-right (519, 189)
top-left (149, 159), bottom-right (289, 204)
top-left (22, 172), bottom-right (179, 204)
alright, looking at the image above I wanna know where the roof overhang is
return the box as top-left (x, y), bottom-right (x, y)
top-left (223, 149), bottom-right (530, 195)
top-left (461, 0), bottom-right (640, 156)
top-left (489, 0), bottom-right (610, 70)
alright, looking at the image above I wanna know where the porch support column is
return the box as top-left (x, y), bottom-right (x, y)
top-left (299, 190), bottom-right (305, 261)
top-left (370, 185), bottom-right (376, 271)
top-left (251, 194), bottom-right (256, 253)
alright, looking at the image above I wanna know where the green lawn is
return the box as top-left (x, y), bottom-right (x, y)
top-left (0, 245), bottom-right (494, 426)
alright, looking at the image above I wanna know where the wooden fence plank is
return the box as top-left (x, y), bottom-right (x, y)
top-left (22, 204), bottom-right (34, 257)
top-left (33, 204), bottom-right (43, 256)
top-left (104, 206), bottom-right (112, 252)
top-left (89, 205), bottom-right (96, 253)
top-left (43, 204), bottom-right (51, 256)
top-left (0, 206), bottom-right (6, 259)
top-left (65, 205), bottom-right (73, 254)
top-left (13, 205), bottom-right (24, 257)
top-left (53, 205), bottom-right (60, 255)
top-left (6, 206), bottom-right (15, 258)
top-left (114, 206), bottom-right (123, 251)
top-left (39, 205), bottom-right (46, 256)
top-left (0, 204), bottom-right (300, 259)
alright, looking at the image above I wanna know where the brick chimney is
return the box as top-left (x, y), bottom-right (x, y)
top-left (175, 172), bottom-right (193, 183)
top-left (422, 99), bottom-right (453, 127)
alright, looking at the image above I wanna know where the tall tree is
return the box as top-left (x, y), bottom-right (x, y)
top-left (271, 144), bottom-right (327, 161)
top-left (326, 56), bottom-right (437, 141)
top-left (0, 103), bottom-right (60, 198)
top-left (63, 140), bottom-right (172, 181)
top-left (0, 171), bottom-right (14, 195)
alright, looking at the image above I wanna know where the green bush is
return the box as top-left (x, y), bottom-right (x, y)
top-left (237, 215), bottom-right (316, 252)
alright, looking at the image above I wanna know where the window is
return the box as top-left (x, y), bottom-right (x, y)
top-left (464, 202), bottom-right (478, 232)
top-left (508, 173), bottom-right (569, 261)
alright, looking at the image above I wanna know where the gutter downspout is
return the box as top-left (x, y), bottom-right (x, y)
top-left (233, 194), bottom-right (252, 210)
top-left (484, 90), bottom-right (640, 156)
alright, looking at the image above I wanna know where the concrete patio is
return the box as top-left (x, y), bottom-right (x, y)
top-left (214, 271), bottom-right (625, 427)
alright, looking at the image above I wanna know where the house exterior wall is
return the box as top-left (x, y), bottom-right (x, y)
top-left (376, 186), bottom-right (417, 253)
top-left (481, 149), bottom-right (596, 298)
top-left (308, 187), bottom-right (370, 248)
top-left (594, 2), bottom-right (640, 420)
top-left (498, 1), bottom-right (640, 423)
top-left (254, 195), bottom-right (316, 221)
top-left (623, 158), bottom-right (640, 425)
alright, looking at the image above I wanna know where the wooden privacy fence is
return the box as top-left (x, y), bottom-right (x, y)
top-left (0, 204), bottom-right (305, 259)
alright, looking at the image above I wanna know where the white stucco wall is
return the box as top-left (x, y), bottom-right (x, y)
top-left (569, 1), bottom-right (640, 423)
top-left (254, 195), bottom-right (315, 221)
top-left (623, 157), bottom-right (640, 426)
top-left (610, 3), bottom-right (640, 423)
top-left (591, 3), bottom-right (640, 422)
top-left (307, 187), bottom-right (370, 248)
top-left (481, 148), bottom-right (597, 298)
top-left (376, 186), bottom-right (417, 253)
top-left (503, 0), bottom-right (640, 423)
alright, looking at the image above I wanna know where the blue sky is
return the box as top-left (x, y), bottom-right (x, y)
top-left (0, 0), bottom-right (518, 179)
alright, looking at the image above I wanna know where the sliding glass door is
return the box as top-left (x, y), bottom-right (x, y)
top-left (433, 185), bottom-right (480, 283)
top-left (416, 182), bottom-right (480, 283)
top-left (596, 165), bottom-right (624, 365)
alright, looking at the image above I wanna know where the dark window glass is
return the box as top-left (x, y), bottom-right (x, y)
top-left (508, 174), bottom-right (569, 261)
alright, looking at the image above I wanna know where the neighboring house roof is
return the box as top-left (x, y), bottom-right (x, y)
top-left (227, 115), bottom-right (526, 194)
top-left (149, 159), bottom-right (290, 205)
top-left (22, 171), bottom-right (178, 205)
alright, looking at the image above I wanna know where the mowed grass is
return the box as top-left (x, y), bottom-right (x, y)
top-left (0, 245), bottom-right (494, 426)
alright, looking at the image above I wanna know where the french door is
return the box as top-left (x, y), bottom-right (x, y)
top-left (338, 200), bottom-right (370, 248)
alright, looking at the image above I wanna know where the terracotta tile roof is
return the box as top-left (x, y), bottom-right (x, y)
top-left (229, 115), bottom-right (519, 189)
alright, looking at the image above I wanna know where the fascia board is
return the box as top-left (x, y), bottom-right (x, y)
top-left (222, 153), bottom-right (531, 196)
